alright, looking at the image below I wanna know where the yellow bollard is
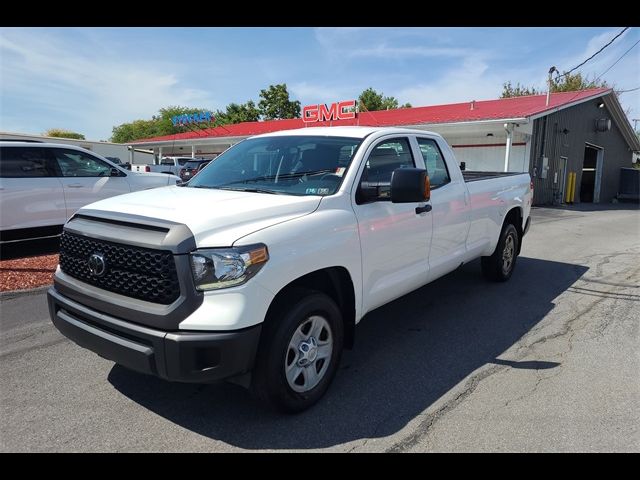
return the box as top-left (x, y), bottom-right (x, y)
top-left (569, 172), bottom-right (577, 204)
top-left (565, 173), bottom-right (572, 203)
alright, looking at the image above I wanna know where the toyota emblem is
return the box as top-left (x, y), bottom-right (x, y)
top-left (88, 253), bottom-right (107, 277)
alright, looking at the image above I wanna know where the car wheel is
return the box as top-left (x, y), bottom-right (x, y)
top-left (251, 289), bottom-right (344, 413)
top-left (481, 223), bottom-right (519, 282)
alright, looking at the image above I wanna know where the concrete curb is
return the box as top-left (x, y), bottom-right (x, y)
top-left (0, 284), bottom-right (51, 300)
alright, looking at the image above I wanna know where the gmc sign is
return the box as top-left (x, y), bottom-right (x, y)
top-left (303, 100), bottom-right (356, 123)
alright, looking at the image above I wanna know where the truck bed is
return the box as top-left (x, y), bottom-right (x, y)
top-left (462, 171), bottom-right (524, 182)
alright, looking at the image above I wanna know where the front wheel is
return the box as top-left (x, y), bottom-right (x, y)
top-left (481, 223), bottom-right (519, 282)
top-left (251, 290), bottom-right (344, 413)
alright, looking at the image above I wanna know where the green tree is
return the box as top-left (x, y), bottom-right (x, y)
top-left (156, 106), bottom-right (210, 134)
top-left (44, 128), bottom-right (85, 140)
top-left (215, 100), bottom-right (261, 125)
top-left (501, 73), bottom-right (609, 98)
top-left (358, 88), bottom-right (405, 111)
top-left (551, 72), bottom-right (609, 93)
top-left (111, 106), bottom-right (213, 143)
top-left (258, 84), bottom-right (301, 120)
top-left (111, 119), bottom-right (161, 143)
top-left (500, 82), bottom-right (540, 98)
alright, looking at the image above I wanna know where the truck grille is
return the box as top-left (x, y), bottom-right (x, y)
top-left (59, 231), bottom-right (180, 305)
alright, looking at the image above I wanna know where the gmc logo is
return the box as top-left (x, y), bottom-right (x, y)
top-left (303, 100), bottom-right (356, 123)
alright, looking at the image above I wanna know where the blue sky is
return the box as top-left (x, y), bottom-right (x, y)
top-left (1, 27), bottom-right (638, 140)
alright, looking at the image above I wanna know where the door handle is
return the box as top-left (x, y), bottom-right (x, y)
top-left (67, 184), bottom-right (83, 188)
top-left (415, 205), bottom-right (432, 215)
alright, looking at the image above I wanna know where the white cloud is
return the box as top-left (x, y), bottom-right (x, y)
top-left (289, 82), bottom-right (353, 105)
top-left (395, 56), bottom-right (504, 106)
top-left (314, 27), bottom-right (480, 62)
top-left (0, 29), bottom-right (217, 140)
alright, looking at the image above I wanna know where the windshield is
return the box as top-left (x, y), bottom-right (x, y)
top-left (187, 135), bottom-right (363, 196)
top-left (184, 161), bottom-right (203, 169)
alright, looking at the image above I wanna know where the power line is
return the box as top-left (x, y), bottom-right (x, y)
top-left (556, 27), bottom-right (630, 79)
top-left (597, 39), bottom-right (640, 78)
top-left (557, 38), bottom-right (640, 112)
top-left (617, 86), bottom-right (640, 93)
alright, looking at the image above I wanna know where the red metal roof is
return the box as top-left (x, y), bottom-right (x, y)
top-left (132, 88), bottom-right (611, 144)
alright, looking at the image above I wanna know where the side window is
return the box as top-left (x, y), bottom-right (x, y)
top-left (161, 159), bottom-right (174, 166)
top-left (362, 137), bottom-right (415, 184)
top-left (0, 147), bottom-right (56, 178)
top-left (53, 149), bottom-right (112, 177)
top-left (417, 138), bottom-right (451, 188)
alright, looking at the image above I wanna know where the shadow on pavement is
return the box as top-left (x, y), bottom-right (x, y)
top-left (108, 256), bottom-right (588, 450)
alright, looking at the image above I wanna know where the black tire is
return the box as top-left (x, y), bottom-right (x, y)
top-left (481, 223), bottom-right (519, 282)
top-left (251, 289), bottom-right (344, 413)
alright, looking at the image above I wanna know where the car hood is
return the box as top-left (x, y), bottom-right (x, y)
top-left (80, 186), bottom-right (321, 247)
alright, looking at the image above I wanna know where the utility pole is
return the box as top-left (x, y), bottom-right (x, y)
top-left (546, 66), bottom-right (557, 106)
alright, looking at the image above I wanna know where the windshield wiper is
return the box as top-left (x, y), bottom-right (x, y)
top-left (223, 169), bottom-right (335, 185)
top-left (216, 186), bottom-right (282, 195)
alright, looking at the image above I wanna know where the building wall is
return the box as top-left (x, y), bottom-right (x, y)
top-left (528, 97), bottom-right (634, 205)
top-left (441, 132), bottom-right (529, 172)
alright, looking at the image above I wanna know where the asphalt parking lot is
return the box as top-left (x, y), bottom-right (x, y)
top-left (1, 205), bottom-right (638, 452)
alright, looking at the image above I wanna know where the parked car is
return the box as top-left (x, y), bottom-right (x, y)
top-left (47, 127), bottom-right (532, 412)
top-left (105, 156), bottom-right (131, 170)
top-left (179, 159), bottom-right (211, 181)
top-left (131, 156), bottom-right (193, 176)
top-left (0, 142), bottom-right (181, 242)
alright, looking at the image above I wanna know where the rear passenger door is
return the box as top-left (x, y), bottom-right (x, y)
top-left (352, 136), bottom-right (433, 314)
top-left (0, 146), bottom-right (67, 232)
top-left (413, 136), bottom-right (470, 281)
top-left (50, 148), bottom-right (131, 219)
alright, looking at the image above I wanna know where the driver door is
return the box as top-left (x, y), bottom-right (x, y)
top-left (352, 136), bottom-right (433, 314)
top-left (50, 148), bottom-right (131, 220)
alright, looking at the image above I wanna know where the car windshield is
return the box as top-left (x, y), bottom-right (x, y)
top-left (188, 135), bottom-right (362, 196)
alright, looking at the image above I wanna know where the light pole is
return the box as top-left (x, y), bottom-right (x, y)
top-left (546, 66), bottom-right (557, 106)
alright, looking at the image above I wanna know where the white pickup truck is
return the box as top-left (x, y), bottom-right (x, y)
top-left (48, 127), bottom-right (532, 412)
top-left (131, 156), bottom-right (193, 176)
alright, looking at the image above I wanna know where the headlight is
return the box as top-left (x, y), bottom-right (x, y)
top-left (190, 244), bottom-right (269, 291)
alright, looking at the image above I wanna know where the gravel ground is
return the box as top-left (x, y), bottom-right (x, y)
top-left (0, 254), bottom-right (58, 292)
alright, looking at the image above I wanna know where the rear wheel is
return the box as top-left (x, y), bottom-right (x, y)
top-left (251, 290), bottom-right (344, 413)
top-left (481, 223), bottom-right (519, 282)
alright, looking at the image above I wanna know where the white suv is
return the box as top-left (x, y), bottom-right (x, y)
top-left (0, 142), bottom-right (181, 242)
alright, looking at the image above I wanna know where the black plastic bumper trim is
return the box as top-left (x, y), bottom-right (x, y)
top-left (48, 287), bottom-right (262, 383)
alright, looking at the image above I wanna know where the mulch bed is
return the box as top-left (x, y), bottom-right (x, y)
top-left (0, 254), bottom-right (59, 292)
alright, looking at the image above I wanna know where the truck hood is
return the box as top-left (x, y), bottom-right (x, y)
top-left (80, 186), bottom-right (321, 247)
top-left (127, 171), bottom-right (179, 182)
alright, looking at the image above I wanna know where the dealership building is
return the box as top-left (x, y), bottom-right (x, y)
top-left (131, 88), bottom-right (639, 205)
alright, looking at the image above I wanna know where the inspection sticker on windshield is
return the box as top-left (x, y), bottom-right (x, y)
top-left (335, 167), bottom-right (346, 177)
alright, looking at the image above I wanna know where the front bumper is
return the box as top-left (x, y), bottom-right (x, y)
top-left (48, 287), bottom-right (262, 383)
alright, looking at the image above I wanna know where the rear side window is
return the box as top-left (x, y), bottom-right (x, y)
top-left (0, 147), bottom-right (56, 178)
top-left (362, 137), bottom-right (415, 183)
top-left (52, 149), bottom-right (113, 177)
top-left (417, 138), bottom-right (450, 188)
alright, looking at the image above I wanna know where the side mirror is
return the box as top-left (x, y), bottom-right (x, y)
top-left (391, 168), bottom-right (430, 203)
top-left (110, 167), bottom-right (121, 177)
